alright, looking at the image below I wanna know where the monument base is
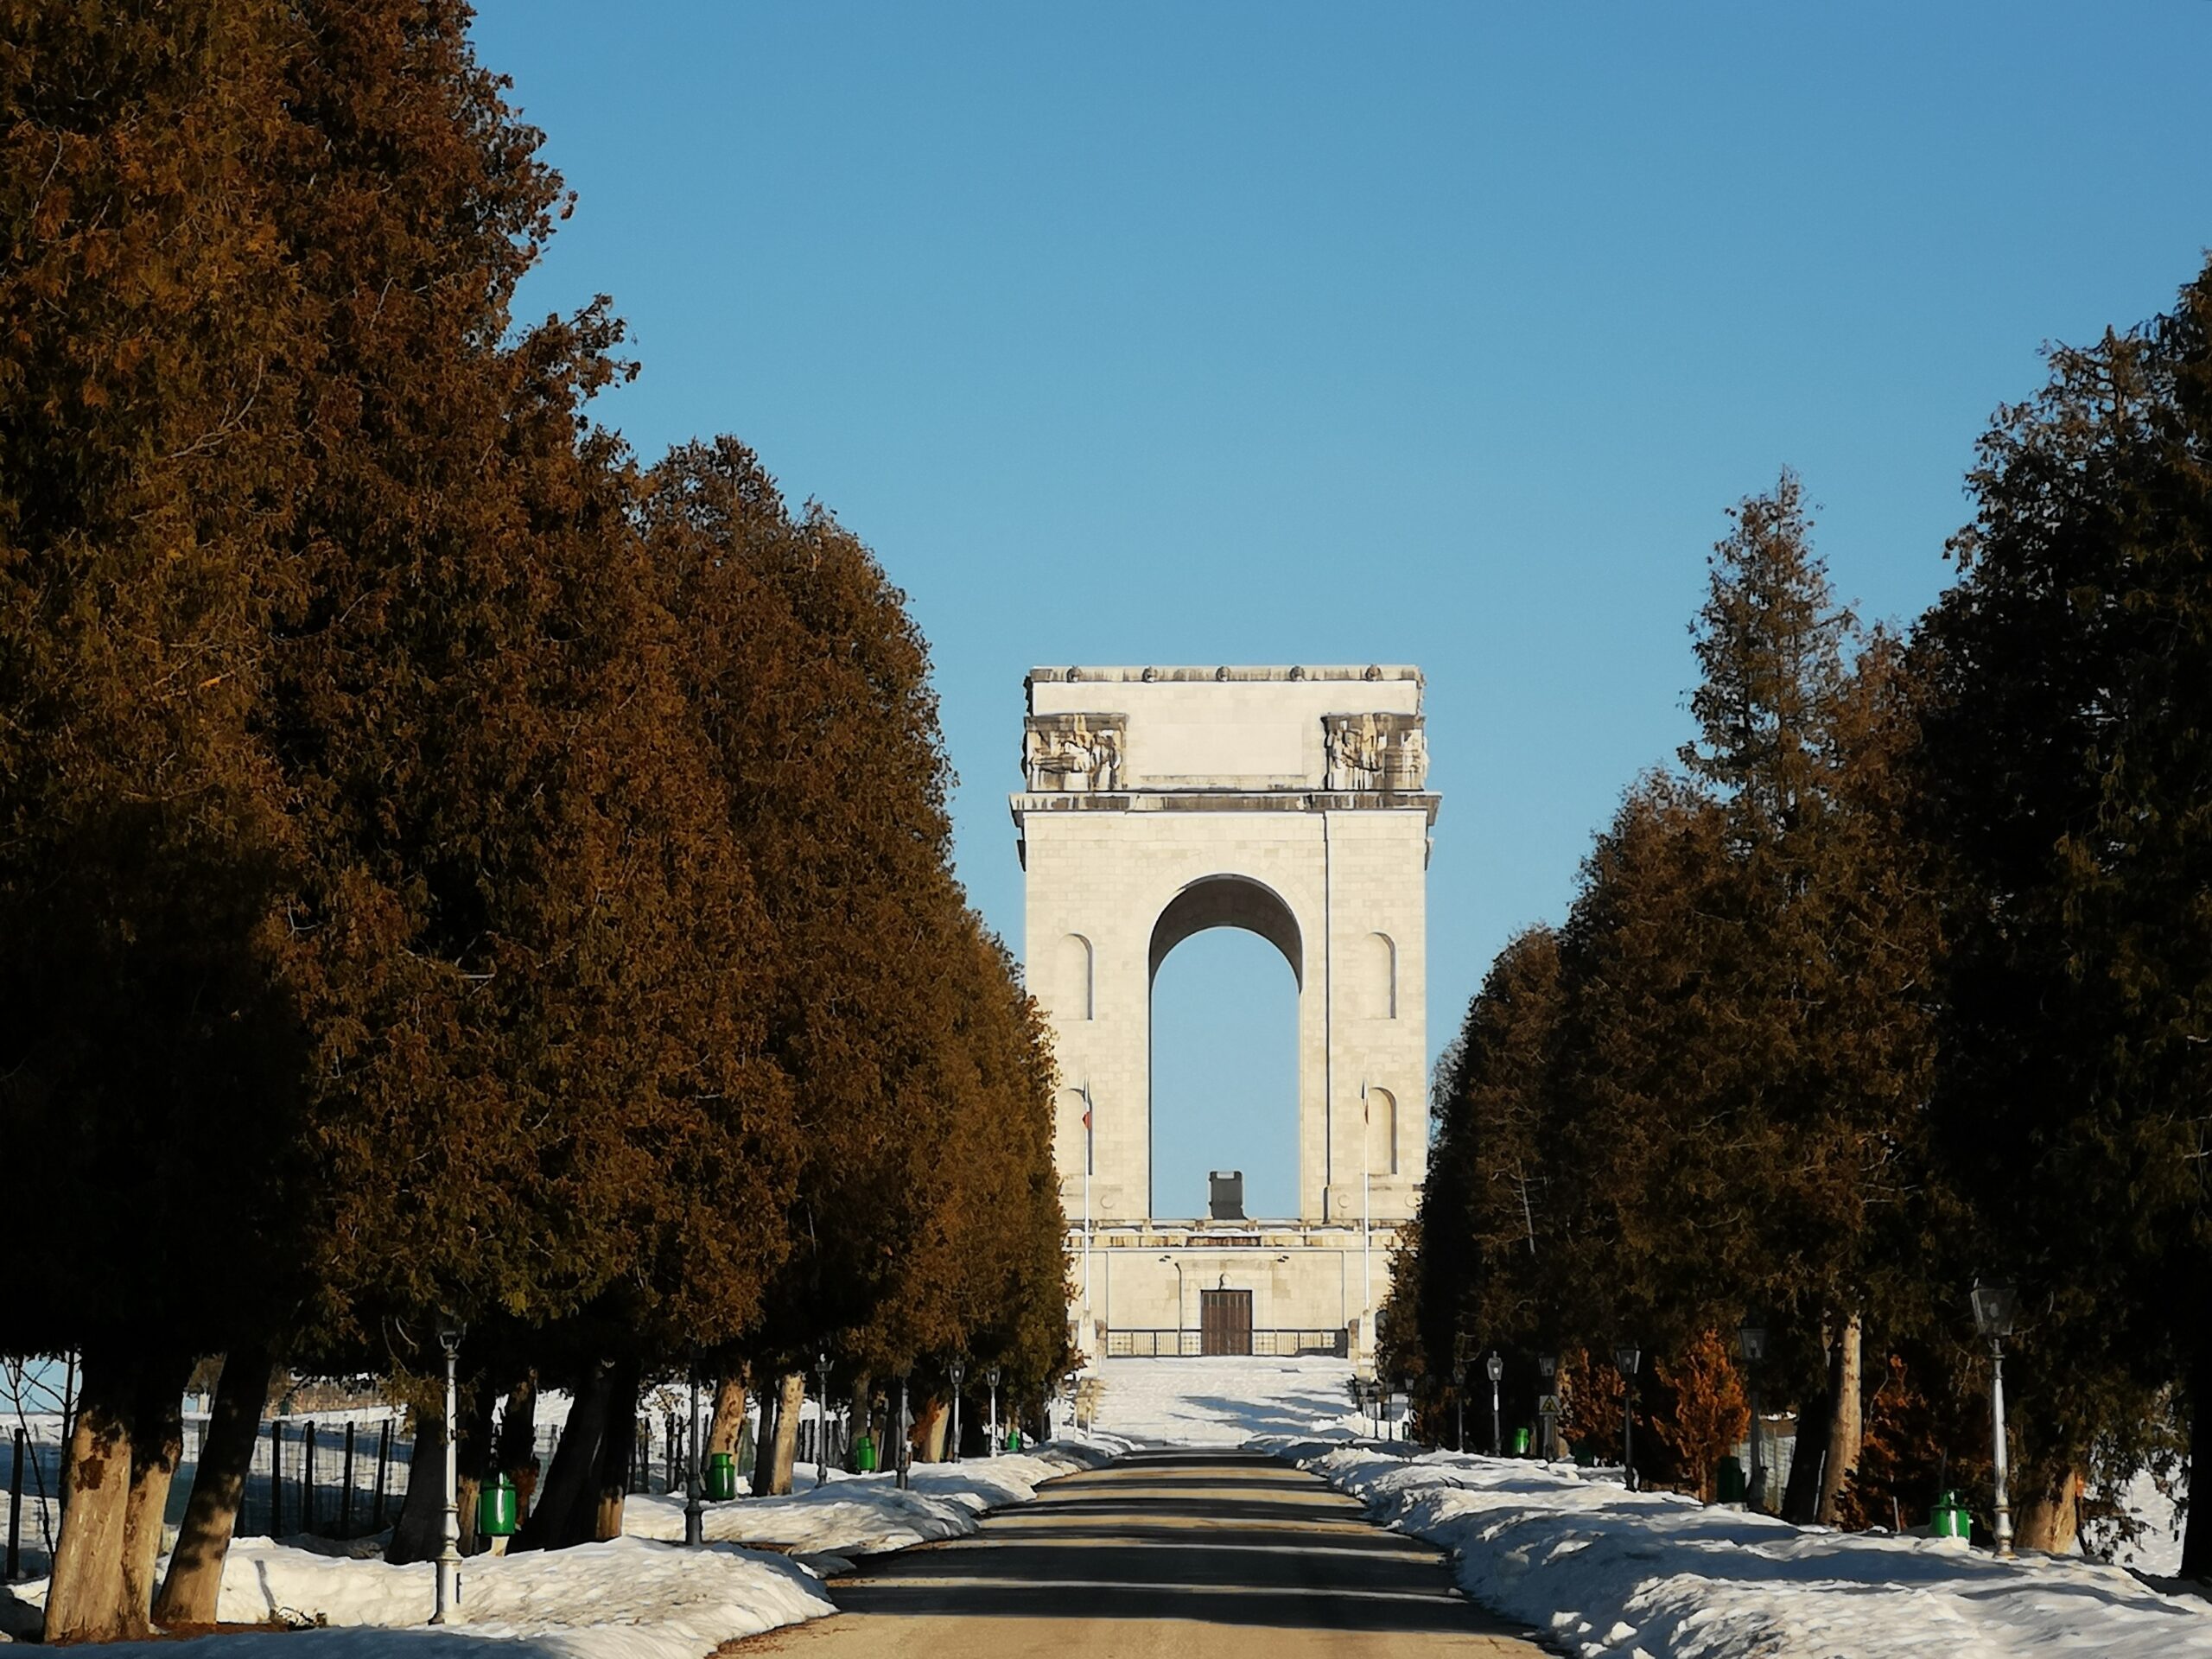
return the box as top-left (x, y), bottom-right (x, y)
top-left (1066, 1218), bottom-right (1404, 1366)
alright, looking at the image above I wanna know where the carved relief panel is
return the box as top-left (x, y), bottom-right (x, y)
top-left (1023, 713), bottom-right (1127, 791)
top-left (1322, 713), bottom-right (1427, 791)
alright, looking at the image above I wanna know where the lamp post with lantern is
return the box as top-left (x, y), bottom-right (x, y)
top-left (896, 1370), bottom-right (912, 1491)
top-left (1614, 1344), bottom-right (1640, 1491)
top-left (1537, 1355), bottom-right (1559, 1460)
top-left (683, 1366), bottom-right (704, 1546)
top-left (1485, 1352), bottom-right (1505, 1455)
top-left (1737, 1317), bottom-right (1768, 1510)
top-left (947, 1359), bottom-right (966, 1465)
top-left (430, 1320), bottom-right (466, 1624)
top-left (1971, 1281), bottom-right (2019, 1558)
top-left (986, 1365), bottom-right (1002, 1457)
top-left (816, 1352), bottom-right (833, 1488)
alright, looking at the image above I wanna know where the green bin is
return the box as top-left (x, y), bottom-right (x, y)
top-left (1006, 1427), bottom-right (1023, 1452)
top-left (853, 1433), bottom-right (878, 1473)
top-left (476, 1472), bottom-right (518, 1537)
top-left (706, 1451), bottom-right (738, 1500)
top-left (1714, 1456), bottom-right (1746, 1503)
top-left (1510, 1427), bottom-right (1532, 1456)
top-left (1930, 1489), bottom-right (1972, 1540)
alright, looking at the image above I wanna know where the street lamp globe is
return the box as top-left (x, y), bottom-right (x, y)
top-left (1971, 1281), bottom-right (2018, 1341)
top-left (1613, 1344), bottom-right (1640, 1377)
top-left (1737, 1319), bottom-right (1768, 1364)
top-left (1484, 1351), bottom-right (1504, 1383)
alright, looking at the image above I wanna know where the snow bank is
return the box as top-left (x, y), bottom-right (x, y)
top-left (618, 1440), bottom-right (1125, 1567)
top-left (0, 1440), bottom-right (1116, 1656)
top-left (2, 1536), bottom-right (828, 1659)
top-left (1278, 1441), bottom-right (2212, 1659)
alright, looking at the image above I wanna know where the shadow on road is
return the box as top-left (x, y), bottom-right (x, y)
top-left (828, 1451), bottom-right (1521, 1637)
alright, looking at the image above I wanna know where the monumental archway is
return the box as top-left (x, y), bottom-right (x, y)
top-left (1012, 666), bottom-right (1440, 1357)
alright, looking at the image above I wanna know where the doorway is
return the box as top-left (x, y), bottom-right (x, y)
top-left (1198, 1288), bottom-right (1254, 1357)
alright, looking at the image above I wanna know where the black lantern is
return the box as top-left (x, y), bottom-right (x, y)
top-left (1970, 1281), bottom-right (2018, 1342)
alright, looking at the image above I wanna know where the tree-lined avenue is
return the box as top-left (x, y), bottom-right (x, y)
top-left (737, 1451), bottom-right (1547, 1657)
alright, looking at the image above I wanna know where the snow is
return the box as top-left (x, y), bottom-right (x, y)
top-left (1275, 1441), bottom-right (2212, 1659)
top-left (1076, 1354), bottom-right (1384, 1444)
top-left (0, 1440), bottom-right (1116, 1656)
top-left (2100, 1467), bottom-right (2188, 1578)
top-left (617, 1444), bottom-right (1122, 1569)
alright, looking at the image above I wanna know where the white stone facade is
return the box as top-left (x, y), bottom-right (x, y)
top-left (1009, 665), bottom-right (1440, 1362)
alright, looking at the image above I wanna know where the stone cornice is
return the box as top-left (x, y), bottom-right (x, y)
top-left (1010, 790), bottom-right (1441, 825)
top-left (1028, 664), bottom-right (1422, 690)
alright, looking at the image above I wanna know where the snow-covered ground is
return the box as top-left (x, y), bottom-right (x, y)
top-left (0, 1440), bottom-right (1122, 1656)
top-left (1277, 1441), bottom-right (2212, 1659)
top-left (618, 1443), bottom-right (1125, 1570)
top-left (1078, 1354), bottom-right (1385, 1444)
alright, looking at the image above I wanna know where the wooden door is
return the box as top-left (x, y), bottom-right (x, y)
top-left (1198, 1288), bottom-right (1254, 1357)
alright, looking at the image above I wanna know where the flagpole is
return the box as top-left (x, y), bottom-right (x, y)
top-left (1082, 1084), bottom-right (1094, 1358)
top-left (1361, 1080), bottom-right (1372, 1363)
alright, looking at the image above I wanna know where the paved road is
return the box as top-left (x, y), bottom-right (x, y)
top-left (734, 1450), bottom-right (1549, 1658)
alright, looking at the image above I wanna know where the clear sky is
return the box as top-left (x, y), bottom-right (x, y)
top-left (470, 1), bottom-right (2212, 1220)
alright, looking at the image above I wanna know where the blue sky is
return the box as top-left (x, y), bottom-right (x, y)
top-left (472, 1), bottom-right (2212, 1219)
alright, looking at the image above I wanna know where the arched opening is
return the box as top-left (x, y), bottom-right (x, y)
top-left (1147, 875), bottom-right (1301, 1219)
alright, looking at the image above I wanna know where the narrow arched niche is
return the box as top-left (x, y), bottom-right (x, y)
top-left (1057, 932), bottom-right (1095, 1020)
top-left (1366, 1085), bottom-right (1399, 1177)
top-left (1369, 931), bottom-right (1397, 1020)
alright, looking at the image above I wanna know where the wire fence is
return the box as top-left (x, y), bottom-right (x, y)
top-left (3, 1379), bottom-right (797, 1584)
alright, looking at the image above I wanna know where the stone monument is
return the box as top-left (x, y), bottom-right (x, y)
top-left (1011, 665), bottom-right (1440, 1363)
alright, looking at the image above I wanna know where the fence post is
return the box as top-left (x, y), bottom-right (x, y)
top-left (269, 1421), bottom-right (283, 1538)
top-left (302, 1420), bottom-right (317, 1535)
top-left (340, 1421), bottom-right (356, 1538)
top-left (7, 1427), bottom-right (22, 1580)
top-left (372, 1419), bottom-right (392, 1532)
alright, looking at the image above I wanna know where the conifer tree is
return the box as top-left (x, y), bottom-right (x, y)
top-left (1415, 928), bottom-right (1563, 1370)
top-left (1675, 478), bottom-right (1937, 1523)
top-left (1917, 257), bottom-right (2212, 1559)
top-left (0, 2), bottom-right (310, 1635)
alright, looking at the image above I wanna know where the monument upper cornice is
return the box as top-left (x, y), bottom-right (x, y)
top-left (1027, 664), bottom-right (1423, 690)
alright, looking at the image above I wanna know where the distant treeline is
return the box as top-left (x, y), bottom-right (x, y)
top-left (1388, 259), bottom-right (2212, 1572)
top-left (0, 2), bottom-right (1069, 1641)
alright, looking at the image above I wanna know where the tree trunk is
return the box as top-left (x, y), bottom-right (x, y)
top-left (752, 1376), bottom-right (783, 1496)
top-left (2183, 1338), bottom-right (2212, 1580)
top-left (119, 1356), bottom-right (188, 1631)
top-left (918, 1398), bottom-right (948, 1464)
top-left (706, 1372), bottom-right (747, 1459)
top-left (385, 1400), bottom-right (447, 1565)
top-left (497, 1374), bottom-right (539, 1522)
top-left (589, 1360), bottom-right (640, 1541)
top-left (515, 1361), bottom-right (630, 1552)
top-left (43, 1347), bottom-right (140, 1643)
top-left (2014, 1465), bottom-right (2085, 1554)
top-left (1814, 1312), bottom-right (1864, 1527)
top-left (1780, 1342), bottom-right (1836, 1526)
top-left (156, 1343), bottom-right (274, 1626)
top-left (456, 1373), bottom-right (493, 1556)
top-left (760, 1372), bottom-right (804, 1496)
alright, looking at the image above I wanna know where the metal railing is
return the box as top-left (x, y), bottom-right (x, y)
top-left (1103, 1327), bottom-right (1348, 1358)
